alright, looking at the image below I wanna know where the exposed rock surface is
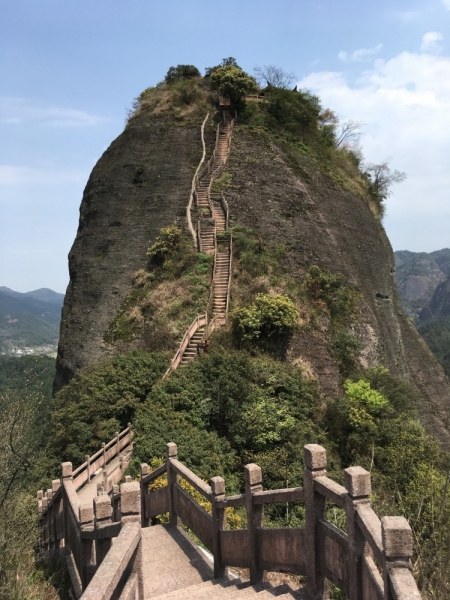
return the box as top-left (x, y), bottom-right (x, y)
top-left (394, 249), bottom-right (450, 319)
top-left (420, 274), bottom-right (450, 322)
top-left (55, 113), bottom-right (450, 445)
top-left (54, 112), bottom-right (216, 392)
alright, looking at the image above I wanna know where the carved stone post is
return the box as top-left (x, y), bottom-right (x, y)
top-left (244, 463), bottom-right (263, 585)
top-left (102, 442), bottom-right (106, 467)
top-left (211, 476), bottom-right (226, 578)
top-left (94, 494), bottom-right (113, 565)
top-left (61, 462), bottom-right (73, 558)
top-left (79, 503), bottom-right (96, 586)
top-left (140, 463), bottom-right (149, 527)
top-left (304, 444), bottom-right (328, 600)
top-left (166, 443), bottom-right (179, 527)
top-left (86, 455), bottom-right (91, 482)
top-left (121, 481), bottom-right (143, 599)
top-left (116, 431), bottom-right (120, 457)
top-left (381, 516), bottom-right (414, 600)
top-left (344, 466), bottom-right (371, 600)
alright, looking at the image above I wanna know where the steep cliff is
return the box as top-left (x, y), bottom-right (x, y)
top-left (54, 108), bottom-right (217, 392)
top-left (54, 84), bottom-right (450, 445)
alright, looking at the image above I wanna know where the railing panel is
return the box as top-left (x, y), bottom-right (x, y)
top-left (257, 527), bottom-right (306, 575)
top-left (146, 486), bottom-right (169, 519)
top-left (252, 487), bottom-right (304, 505)
top-left (173, 484), bottom-right (213, 552)
top-left (220, 529), bottom-right (251, 568)
top-left (171, 459), bottom-right (212, 499)
top-left (317, 520), bottom-right (349, 595)
top-left (73, 471), bottom-right (89, 491)
top-left (356, 504), bottom-right (384, 566)
top-left (314, 476), bottom-right (347, 508)
top-left (141, 463), bottom-right (167, 485)
top-left (362, 555), bottom-right (384, 600)
top-left (389, 568), bottom-right (421, 600)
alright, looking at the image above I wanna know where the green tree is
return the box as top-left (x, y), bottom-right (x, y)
top-left (231, 294), bottom-right (298, 341)
top-left (210, 65), bottom-right (257, 103)
top-left (164, 64), bottom-right (200, 84)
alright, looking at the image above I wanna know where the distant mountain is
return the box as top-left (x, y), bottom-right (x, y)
top-left (0, 286), bottom-right (64, 355)
top-left (394, 248), bottom-right (450, 320)
top-left (420, 274), bottom-right (450, 322)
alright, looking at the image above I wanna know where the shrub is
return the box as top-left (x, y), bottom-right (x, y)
top-left (210, 65), bottom-right (258, 103)
top-left (147, 225), bottom-right (184, 264)
top-left (164, 64), bottom-right (201, 84)
top-left (231, 293), bottom-right (298, 341)
top-left (305, 265), bottom-right (360, 324)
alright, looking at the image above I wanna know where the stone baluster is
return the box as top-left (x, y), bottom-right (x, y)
top-left (94, 494), bottom-right (113, 565)
top-left (345, 466), bottom-right (372, 600)
top-left (115, 431), bottom-right (120, 457)
top-left (166, 443), bottom-right (179, 527)
top-left (79, 503), bottom-right (95, 586)
top-left (101, 442), bottom-right (106, 467)
top-left (244, 463), bottom-right (263, 585)
top-left (120, 480), bottom-right (144, 599)
top-left (304, 444), bottom-right (328, 600)
top-left (86, 454), bottom-right (91, 482)
top-left (140, 463), bottom-right (149, 527)
top-left (382, 516), bottom-right (414, 600)
top-left (211, 476), bottom-right (226, 578)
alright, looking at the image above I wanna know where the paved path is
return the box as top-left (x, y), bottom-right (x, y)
top-left (141, 525), bottom-right (303, 598)
top-left (77, 447), bottom-right (133, 505)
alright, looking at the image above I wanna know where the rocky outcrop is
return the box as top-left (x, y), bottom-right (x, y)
top-left (54, 112), bottom-right (216, 392)
top-left (54, 109), bottom-right (450, 446)
top-left (420, 274), bottom-right (450, 322)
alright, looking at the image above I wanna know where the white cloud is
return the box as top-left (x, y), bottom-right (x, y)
top-left (420, 31), bottom-right (444, 54)
top-left (338, 44), bottom-right (383, 63)
top-left (0, 97), bottom-right (108, 127)
top-left (0, 165), bottom-right (89, 186)
top-left (298, 49), bottom-right (450, 250)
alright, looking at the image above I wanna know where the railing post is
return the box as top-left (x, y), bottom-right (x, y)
top-left (211, 476), bottom-right (226, 578)
top-left (79, 503), bottom-right (95, 586)
top-left (244, 463), bottom-right (263, 585)
top-left (344, 466), bottom-right (371, 600)
top-left (166, 443), bottom-right (179, 527)
top-left (304, 444), bottom-right (328, 600)
top-left (140, 463), bottom-right (149, 527)
top-left (381, 516), bottom-right (414, 600)
top-left (116, 431), bottom-right (120, 457)
top-left (86, 455), bottom-right (91, 482)
top-left (94, 494), bottom-right (113, 565)
top-left (121, 481), bottom-right (144, 599)
top-left (102, 442), bottom-right (106, 467)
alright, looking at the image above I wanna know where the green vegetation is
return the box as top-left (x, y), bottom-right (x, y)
top-left (164, 64), bottom-right (201, 84)
top-left (210, 65), bottom-right (257, 104)
top-left (106, 226), bottom-right (212, 351)
top-left (231, 294), bottom-right (298, 341)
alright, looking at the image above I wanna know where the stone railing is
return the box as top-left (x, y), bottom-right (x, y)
top-left (162, 312), bottom-right (208, 379)
top-left (37, 425), bottom-right (134, 594)
top-left (140, 442), bottom-right (421, 600)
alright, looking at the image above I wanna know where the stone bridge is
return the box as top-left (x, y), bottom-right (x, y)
top-left (38, 426), bottom-right (421, 599)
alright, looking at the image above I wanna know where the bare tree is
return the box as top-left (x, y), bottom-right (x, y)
top-left (365, 160), bottom-right (406, 198)
top-left (254, 65), bottom-right (296, 89)
top-left (335, 120), bottom-right (364, 148)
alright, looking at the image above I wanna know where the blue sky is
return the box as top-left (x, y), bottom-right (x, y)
top-left (1, 0), bottom-right (449, 293)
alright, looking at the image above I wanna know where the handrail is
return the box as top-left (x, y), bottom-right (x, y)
top-left (187, 113), bottom-right (209, 245)
top-left (162, 313), bottom-right (207, 379)
top-left (170, 458), bottom-right (212, 500)
top-left (225, 233), bottom-right (233, 317)
top-left (80, 522), bottom-right (141, 600)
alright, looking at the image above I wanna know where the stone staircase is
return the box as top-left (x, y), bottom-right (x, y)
top-left (142, 524), bottom-right (302, 599)
top-left (180, 324), bottom-right (206, 365)
top-left (212, 246), bottom-right (231, 318)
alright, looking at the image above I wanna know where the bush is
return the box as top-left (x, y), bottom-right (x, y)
top-left (51, 351), bottom-right (167, 464)
top-left (147, 225), bottom-right (184, 264)
top-left (231, 294), bottom-right (298, 341)
top-left (305, 265), bottom-right (360, 325)
top-left (164, 64), bottom-right (201, 84)
top-left (210, 65), bottom-right (257, 103)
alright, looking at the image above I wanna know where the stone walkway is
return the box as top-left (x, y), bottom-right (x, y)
top-left (77, 447), bottom-right (133, 505)
top-left (141, 524), bottom-right (303, 599)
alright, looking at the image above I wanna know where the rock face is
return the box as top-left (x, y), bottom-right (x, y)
top-left (420, 275), bottom-right (450, 322)
top-left (394, 249), bottom-right (450, 319)
top-left (54, 112), bottom-right (215, 392)
top-left (55, 111), bottom-right (450, 445)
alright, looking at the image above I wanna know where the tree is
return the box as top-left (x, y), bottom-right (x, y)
top-left (365, 161), bottom-right (406, 199)
top-left (210, 65), bottom-right (258, 103)
top-left (254, 65), bottom-right (296, 89)
top-left (335, 119), bottom-right (364, 148)
top-left (164, 64), bottom-right (201, 85)
top-left (205, 57), bottom-right (241, 77)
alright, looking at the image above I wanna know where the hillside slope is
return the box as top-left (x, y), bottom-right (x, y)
top-left (54, 83), bottom-right (450, 445)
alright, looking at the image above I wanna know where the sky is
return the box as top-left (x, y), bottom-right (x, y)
top-left (1, 0), bottom-right (449, 293)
